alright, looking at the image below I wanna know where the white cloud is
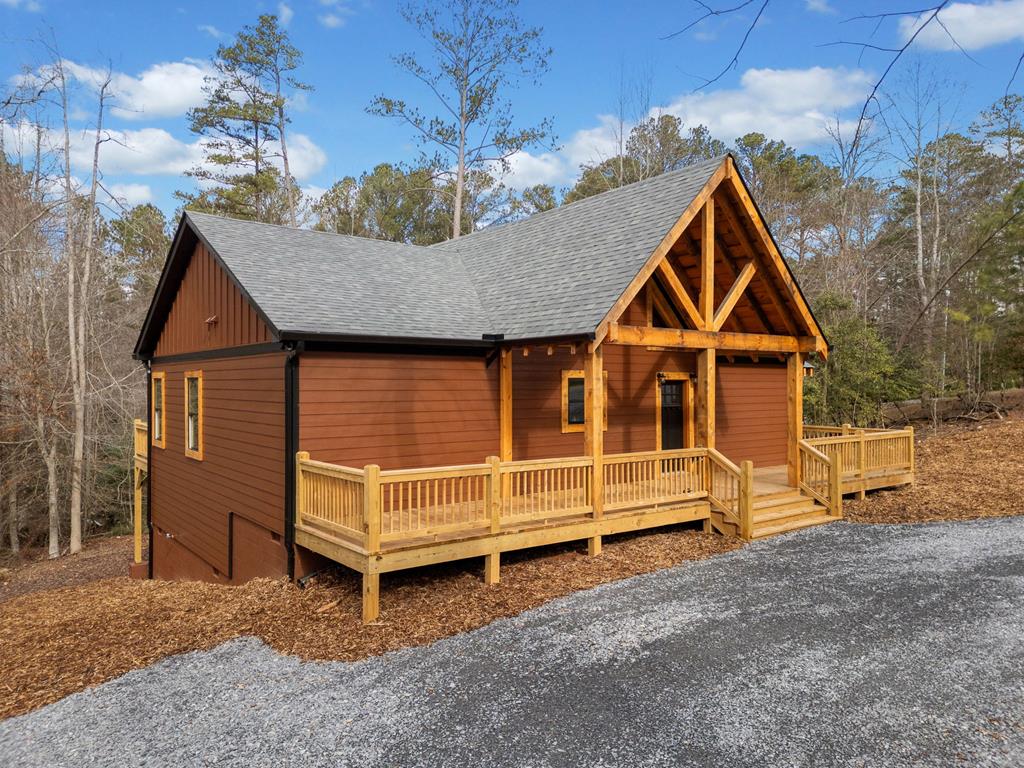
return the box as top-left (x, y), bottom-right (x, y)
top-left (51, 59), bottom-right (213, 121)
top-left (197, 24), bottom-right (223, 39)
top-left (1, 120), bottom-right (327, 182)
top-left (107, 183), bottom-right (153, 206)
top-left (278, 2), bottom-right (294, 26)
top-left (500, 65), bottom-right (872, 190)
top-left (804, 0), bottom-right (836, 13)
top-left (318, 0), bottom-right (353, 28)
top-left (0, 0), bottom-right (42, 10)
top-left (900, 0), bottom-right (1024, 51)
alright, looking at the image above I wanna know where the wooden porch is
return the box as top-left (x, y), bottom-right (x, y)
top-left (130, 420), bottom-right (913, 621)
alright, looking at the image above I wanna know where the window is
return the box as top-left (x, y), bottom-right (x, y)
top-left (184, 371), bottom-right (203, 460)
top-left (561, 369), bottom-right (609, 434)
top-left (151, 372), bottom-right (166, 449)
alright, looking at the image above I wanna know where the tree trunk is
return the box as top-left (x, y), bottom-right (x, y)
top-left (46, 441), bottom-right (60, 559)
top-left (276, 71), bottom-right (297, 228)
top-left (7, 485), bottom-right (19, 557)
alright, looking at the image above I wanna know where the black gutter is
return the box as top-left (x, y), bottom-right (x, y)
top-left (146, 363), bottom-right (154, 579)
top-left (283, 341), bottom-right (302, 580)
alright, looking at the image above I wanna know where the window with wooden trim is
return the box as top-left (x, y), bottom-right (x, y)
top-left (561, 369), bottom-right (609, 434)
top-left (184, 370), bottom-right (203, 460)
top-left (151, 372), bottom-right (166, 449)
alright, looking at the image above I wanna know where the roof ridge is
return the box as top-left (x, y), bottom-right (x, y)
top-left (184, 210), bottom-right (435, 252)
top-left (432, 154), bottom-right (729, 249)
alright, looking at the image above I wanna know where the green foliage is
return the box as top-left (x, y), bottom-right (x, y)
top-left (803, 294), bottom-right (915, 425)
top-left (368, 0), bottom-right (554, 238)
top-left (177, 13), bottom-right (309, 223)
top-left (107, 204), bottom-right (170, 301)
top-left (565, 116), bottom-right (726, 204)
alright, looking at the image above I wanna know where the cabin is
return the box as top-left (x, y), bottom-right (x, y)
top-left (131, 155), bottom-right (914, 621)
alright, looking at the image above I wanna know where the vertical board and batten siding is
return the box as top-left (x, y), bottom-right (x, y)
top-left (299, 351), bottom-right (500, 470)
top-left (154, 241), bottom-right (273, 357)
top-left (715, 362), bottom-right (788, 467)
top-left (150, 353), bottom-right (287, 581)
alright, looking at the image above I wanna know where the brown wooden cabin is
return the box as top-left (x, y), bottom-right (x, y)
top-left (132, 155), bottom-right (914, 620)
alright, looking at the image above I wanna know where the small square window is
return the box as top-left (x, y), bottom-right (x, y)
top-left (561, 369), bottom-right (608, 434)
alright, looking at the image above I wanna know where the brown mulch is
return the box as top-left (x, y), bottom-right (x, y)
top-left (0, 536), bottom-right (136, 603)
top-left (844, 411), bottom-right (1024, 524)
top-left (0, 526), bottom-right (739, 720)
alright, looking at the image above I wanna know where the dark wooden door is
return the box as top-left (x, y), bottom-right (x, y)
top-left (660, 380), bottom-right (685, 450)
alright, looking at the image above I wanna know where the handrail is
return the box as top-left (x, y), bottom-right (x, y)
top-left (804, 426), bottom-right (914, 485)
top-left (798, 439), bottom-right (841, 517)
top-left (706, 448), bottom-right (752, 538)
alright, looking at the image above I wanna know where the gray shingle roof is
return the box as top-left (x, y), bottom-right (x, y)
top-left (183, 156), bottom-right (725, 343)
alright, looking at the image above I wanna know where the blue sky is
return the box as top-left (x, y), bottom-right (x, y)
top-left (3, 0), bottom-right (1024, 217)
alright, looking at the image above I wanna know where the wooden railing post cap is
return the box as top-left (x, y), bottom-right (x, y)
top-left (296, 450), bottom-right (310, 460)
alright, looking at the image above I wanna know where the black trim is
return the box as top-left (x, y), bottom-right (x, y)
top-left (146, 364), bottom-right (154, 579)
top-left (283, 344), bottom-right (301, 580)
top-left (147, 342), bottom-right (284, 365)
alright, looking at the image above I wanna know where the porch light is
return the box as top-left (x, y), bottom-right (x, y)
top-left (803, 360), bottom-right (815, 378)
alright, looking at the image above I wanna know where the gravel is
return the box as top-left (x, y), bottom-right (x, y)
top-left (3, 518), bottom-right (1024, 767)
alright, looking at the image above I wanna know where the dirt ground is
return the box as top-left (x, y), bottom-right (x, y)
top-left (845, 411), bottom-right (1024, 524)
top-left (0, 536), bottom-right (138, 603)
top-left (1, 413), bottom-right (1021, 721)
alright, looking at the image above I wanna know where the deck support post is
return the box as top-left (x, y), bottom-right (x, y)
top-left (133, 466), bottom-right (144, 564)
top-left (484, 456), bottom-right (502, 584)
top-left (585, 344), bottom-right (604, 556)
top-left (362, 572), bottom-right (380, 623)
top-left (908, 427), bottom-right (915, 476)
top-left (695, 350), bottom-right (716, 448)
top-left (499, 348), bottom-right (513, 461)
top-left (739, 460), bottom-right (754, 540)
top-left (362, 464), bottom-right (382, 623)
top-left (484, 552), bottom-right (501, 585)
top-left (787, 352), bottom-right (803, 487)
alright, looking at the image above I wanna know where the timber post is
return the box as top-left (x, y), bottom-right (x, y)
top-left (295, 451), bottom-right (309, 530)
top-left (696, 350), bottom-right (716, 448)
top-left (584, 344), bottom-right (604, 556)
top-left (739, 460), bottom-right (754, 540)
top-left (829, 456), bottom-right (843, 518)
top-left (907, 426), bottom-right (915, 476)
top-left (362, 463), bottom-right (382, 623)
top-left (484, 456), bottom-right (502, 584)
top-left (787, 352), bottom-right (803, 487)
top-left (133, 466), bottom-right (143, 564)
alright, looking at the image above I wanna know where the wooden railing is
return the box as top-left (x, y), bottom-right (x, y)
top-left (296, 448), bottom-right (719, 553)
top-left (706, 449), bottom-right (752, 538)
top-left (804, 427), bottom-right (914, 486)
top-left (798, 440), bottom-right (841, 517)
top-left (133, 419), bottom-right (148, 467)
top-left (295, 453), bottom-right (368, 546)
top-left (603, 448), bottom-right (706, 513)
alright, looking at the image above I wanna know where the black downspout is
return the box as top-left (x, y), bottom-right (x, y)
top-left (283, 343), bottom-right (302, 580)
top-left (146, 363), bottom-right (154, 579)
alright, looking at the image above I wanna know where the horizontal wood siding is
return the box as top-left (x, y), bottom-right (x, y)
top-left (155, 241), bottom-right (272, 357)
top-left (150, 353), bottom-right (286, 579)
top-left (299, 351), bottom-right (500, 469)
top-left (511, 344), bottom-right (696, 460)
top-left (715, 362), bottom-right (788, 467)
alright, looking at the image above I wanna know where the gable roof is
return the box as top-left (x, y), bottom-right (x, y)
top-left (135, 155), bottom-right (823, 357)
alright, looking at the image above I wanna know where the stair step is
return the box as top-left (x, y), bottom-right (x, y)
top-left (753, 503), bottom-right (825, 525)
top-left (753, 494), bottom-right (811, 512)
top-left (752, 512), bottom-right (835, 539)
top-left (753, 487), bottom-right (803, 502)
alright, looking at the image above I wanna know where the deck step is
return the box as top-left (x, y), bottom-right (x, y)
top-left (753, 502), bottom-right (825, 525)
top-left (753, 494), bottom-right (811, 513)
top-left (751, 510), bottom-right (834, 539)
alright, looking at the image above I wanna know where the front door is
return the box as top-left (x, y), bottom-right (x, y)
top-left (659, 378), bottom-right (687, 450)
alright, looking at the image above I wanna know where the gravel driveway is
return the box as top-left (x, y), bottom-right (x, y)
top-left (3, 518), bottom-right (1024, 767)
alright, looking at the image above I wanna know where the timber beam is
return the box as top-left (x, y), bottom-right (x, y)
top-left (607, 323), bottom-right (820, 354)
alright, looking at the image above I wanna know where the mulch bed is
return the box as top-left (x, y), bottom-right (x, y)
top-left (844, 412), bottom-right (1024, 524)
top-left (0, 526), bottom-right (739, 720)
